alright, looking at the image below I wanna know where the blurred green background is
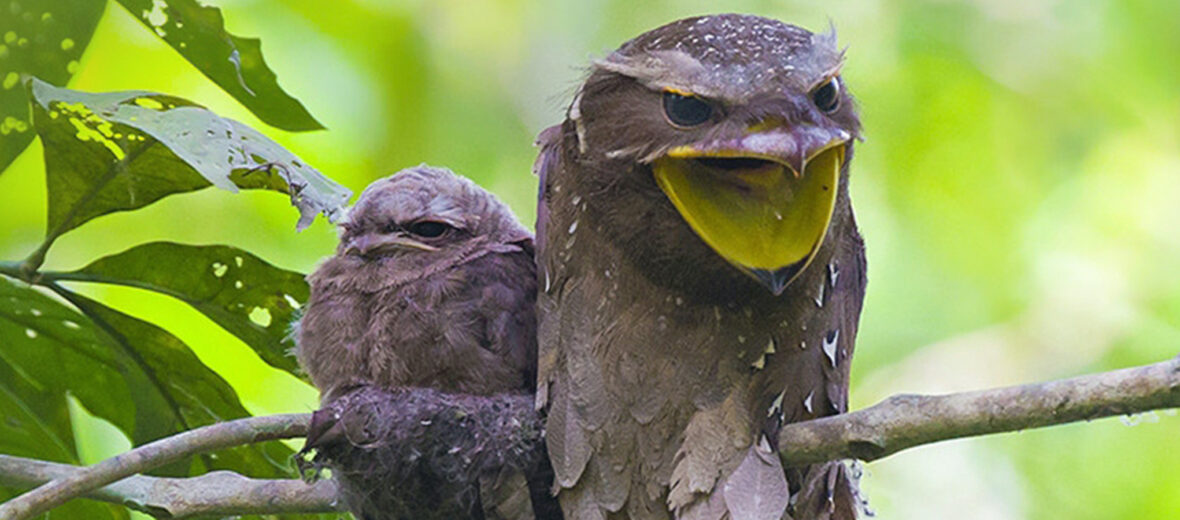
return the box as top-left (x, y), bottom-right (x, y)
top-left (3, 0), bottom-right (1179, 518)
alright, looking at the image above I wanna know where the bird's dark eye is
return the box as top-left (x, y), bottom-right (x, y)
top-left (408, 221), bottom-right (451, 238)
top-left (811, 77), bottom-right (841, 113)
top-left (662, 91), bottom-right (713, 127)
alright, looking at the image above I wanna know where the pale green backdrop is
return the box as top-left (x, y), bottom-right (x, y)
top-left (1, 0), bottom-right (1178, 518)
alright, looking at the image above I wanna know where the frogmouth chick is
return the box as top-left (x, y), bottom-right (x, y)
top-left (297, 165), bottom-right (557, 520)
top-left (297, 165), bottom-right (536, 403)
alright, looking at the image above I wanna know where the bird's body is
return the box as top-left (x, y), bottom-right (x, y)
top-left (299, 235), bottom-right (537, 399)
top-left (536, 15), bottom-right (867, 520)
top-left (297, 165), bottom-right (550, 520)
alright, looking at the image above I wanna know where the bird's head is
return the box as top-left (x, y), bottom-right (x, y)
top-left (568, 14), bottom-right (860, 295)
top-left (338, 165), bottom-right (531, 261)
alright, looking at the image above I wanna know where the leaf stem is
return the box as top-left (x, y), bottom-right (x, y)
top-left (0, 262), bottom-right (27, 282)
top-left (21, 138), bottom-right (158, 277)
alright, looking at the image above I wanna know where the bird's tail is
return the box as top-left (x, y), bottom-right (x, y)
top-left (787, 460), bottom-right (869, 520)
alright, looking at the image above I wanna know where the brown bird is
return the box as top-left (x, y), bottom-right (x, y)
top-left (535, 14), bottom-right (867, 520)
top-left (302, 384), bottom-right (561, 520)
top-left (296, 165), bottom-right (554, 519)
top-left (297, 165), bottom-right (536, 402)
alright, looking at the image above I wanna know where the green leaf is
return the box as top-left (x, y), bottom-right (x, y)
top-left (0, 362), bottom-right (77, 463)
top-left (0, 278), bottom-right (140, 441)
top-left (0, 276), bottom-right (297, 480)
top-left (59, 242), bottom-right (310, 379)
top-left (27, 78), bottom-right (350, 245)
top-left (0, 0), bottom-right (105, 173)
top-left (0, 364), bottom-right (131, 520)
top-left (0, 285), bottom-right (130, 520)
top-left (59, 288), bottom-right (299, 478)
top-left (114, 0), bottom-right (323, 132)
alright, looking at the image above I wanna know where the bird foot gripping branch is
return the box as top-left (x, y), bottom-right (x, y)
top-left (298, 385), bottom-right (559, 520)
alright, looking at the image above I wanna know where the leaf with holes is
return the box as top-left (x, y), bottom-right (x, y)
top-left (28, 78), bottom-right (350, 247)
top-left (0, 0), bottom-right (105, 173)
top-left (0, 276), bottom-right (149, 444)
top-left (114, 0), bottom-right (323, 132)
top-left (0, 276), bottom-right (297, 480)
top-left (57, 242), bottom-right (310, 379)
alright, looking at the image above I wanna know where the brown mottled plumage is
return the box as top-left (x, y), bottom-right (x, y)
top-left (296, 165), bottom-right (556, 519)
top-left (535, 15), bottom-right (867, 520)
top-left (301, 385), bottom-right (561, 520)
top-left (298, 165), bottom-right (536, 402)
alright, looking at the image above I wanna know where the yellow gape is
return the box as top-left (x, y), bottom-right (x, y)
top-left (652, 144), bottom-right (843, 292)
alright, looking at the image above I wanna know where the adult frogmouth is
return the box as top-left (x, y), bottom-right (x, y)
top-left (535, 14), bottom-right (867, 520)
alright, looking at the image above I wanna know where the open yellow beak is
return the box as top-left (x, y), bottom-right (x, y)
top-left (652, 136), bottom-right (845, 295)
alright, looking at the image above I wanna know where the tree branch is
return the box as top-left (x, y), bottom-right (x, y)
top-left (1, 358), bottom-right (1178, 518)
top-left (0, 414), bottom-right (312, 520)
top-left (777, 355), bottom-right (1180, 465)
top-left (0, 455), bottom-right (340, 518)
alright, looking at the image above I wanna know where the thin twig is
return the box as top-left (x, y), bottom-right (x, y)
top-left (0, 414), bottom-right (311, 520)
top-left (0, 455), bottom-right (340, 518)
top-left (777, 356), bottom-right (1180, 465)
